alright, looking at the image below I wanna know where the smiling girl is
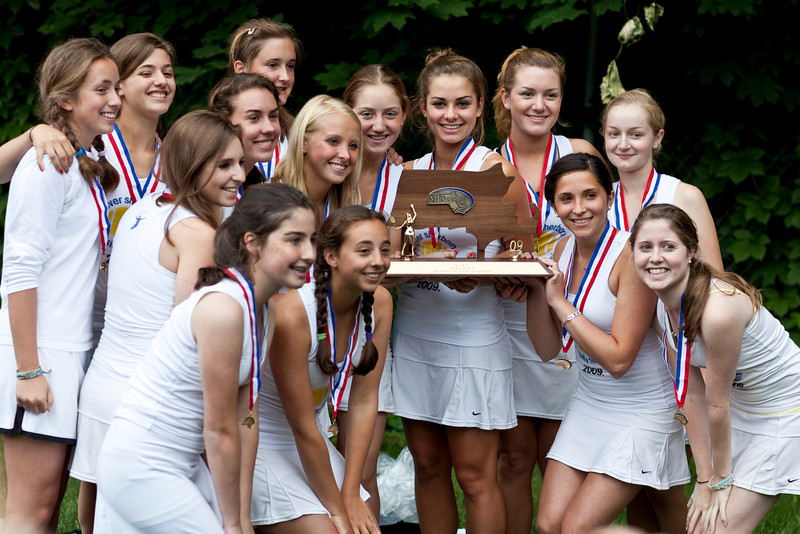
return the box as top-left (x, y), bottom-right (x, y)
top-left (208, 73), bottom-right (282, 187)
top-left (73, 110), bottom-right (245, 533)
top-left (492, 47), bottom-right (603, 533)
top-left (228, 18), bottom-right (302, 180)
top-left (526, 153), bottom-right (689, 534)
top-left (392, 49), bottom-right (520, 534)
top-left (274, 95), bottom-right (362, 217)
top-left (0, 38), bottom-right (121, 533)
top-left (602, 89), bottom-right (721, 269)
top-left (250, 206), bottom-right (392, 533)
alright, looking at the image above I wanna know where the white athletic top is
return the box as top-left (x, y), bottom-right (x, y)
top-left (559, 231), bottom-right (675, 410)
top-left (114, 278), bottom-right (262, 453)
top-left (365, 157), bottom-right (403, 218)
top-left (93, 128), bottom-right (167, 336)
top-left (258, 282), bottom-right (369, 450)
top-left (0, 148), bottom-right (101, 351)
top-left (500, 134), bottom-right (573, 331)
top-left (393, 146), bottom-right (506, 346)
top-left (658, 291), bottom-right (800, 414)
top-left (90, 193), bottom-right (197, 378)
top-left (608, 172), bottom-right (680, 231)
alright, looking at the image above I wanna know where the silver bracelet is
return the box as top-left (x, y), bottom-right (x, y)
top-left (16, 367), bottom-right (50, 380)
top-left (564, 311), bottom-right (582, 323)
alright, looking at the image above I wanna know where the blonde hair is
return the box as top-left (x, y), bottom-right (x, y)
top-left (38, 38), bottom-right (119, 191)
top-left (411, 49), bottom-right (488, 146)
top-left (274, 95), bottom-right (362, 212)
top-left (601, 89), bottom-right (665, 155)
top-left (492, 46), bottom-right (567, 140)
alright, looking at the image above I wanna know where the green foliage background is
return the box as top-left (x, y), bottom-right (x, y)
top-left (1, 0), bottom-right (798, 339)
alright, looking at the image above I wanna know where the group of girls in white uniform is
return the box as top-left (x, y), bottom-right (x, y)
top-left (1, 15), bottom-right (798, 534)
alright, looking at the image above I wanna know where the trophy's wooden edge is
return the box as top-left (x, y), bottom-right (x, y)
top-left (386, 258), bottom-right (552, 278)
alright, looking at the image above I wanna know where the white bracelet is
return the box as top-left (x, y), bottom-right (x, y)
top-left (564, 311), bottom-right (582, 323)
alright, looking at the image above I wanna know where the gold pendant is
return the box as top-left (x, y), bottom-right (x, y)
top-left (674, 410), bottom-right (688, 426)
top-left (554, 358), bottom-right (572, 370)
top-left (242, 412), bottom-right (255, 429)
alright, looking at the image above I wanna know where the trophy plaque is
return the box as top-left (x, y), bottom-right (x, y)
top-left (386, 163), bottom-right (551, 278)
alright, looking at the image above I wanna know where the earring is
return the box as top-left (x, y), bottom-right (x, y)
top-left (504, 103), bottom-right (510, 109)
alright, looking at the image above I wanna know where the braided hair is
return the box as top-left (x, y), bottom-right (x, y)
top-left (312, 205), bottom-right (386, 376)
top-left (37, 38), bottom-right (119, 191)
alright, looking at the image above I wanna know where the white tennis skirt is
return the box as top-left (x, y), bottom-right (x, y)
top-left (0, 345), bottom-right (89, 443)
top-left (250, 435), bottom-right (369, 526)
top-left (547, 395), bottom-right (690, 489)
top-left (730, 402), bottom-right (800, 495)
top-left (392, 331), bottom-right (516, 430)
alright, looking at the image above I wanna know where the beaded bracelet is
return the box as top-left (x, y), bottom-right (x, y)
top-left (16, 367), bottom-right (50, 380)
top-left (564, 311), bottom-right (582, 323)
top-left (708, 473), bottom-right (734, 491)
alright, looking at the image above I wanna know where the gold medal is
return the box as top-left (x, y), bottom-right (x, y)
top-left (327, 423), bottom-right (338, 436)
top-left (242, 410), bottom-right (255, 429)
top-left (674, 410), bottom-right (688, 426)
top-left (554, 358), bottom-right (572, 370)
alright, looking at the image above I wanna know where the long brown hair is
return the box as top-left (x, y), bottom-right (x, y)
top-left (157, 110), bottom-right (241, 243)
top-left (38, 38), bottom-right (119, 191)
top-left (312, 205), bottom-right (386, 376)
top-left (196, 183), bottom-right (317, 289)
top-left (630, 204), bottom-right (761, 343)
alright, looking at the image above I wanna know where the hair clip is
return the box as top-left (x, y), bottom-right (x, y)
top-left (247, 27), bottom-right (256, 35)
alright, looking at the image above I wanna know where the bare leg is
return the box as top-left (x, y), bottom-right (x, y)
top-left (498, 417), bottom-right (537, 534)
top-left (625, 489), bottom-right (659, 532)
top-left (448, 426), bottom-right (505, 534)
top-left (536, 460), bottom-right (586, 534)
top-left (402, 418), bottom-right (458, 534)
top-left (256, 513), bottom-right (339, 534)
top-left (78, 480), bottom-right (97, 533)
top-left (642, 485), bottom-right (687, 534)
top-left (1, 435), bottom-right (69, 534)
top-left (711, 487), bottom-right (778, 534)
top-left (561, 472), bottom-right (641, 534)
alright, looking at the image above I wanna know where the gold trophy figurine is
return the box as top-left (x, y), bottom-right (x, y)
top-left (397, 204), bottom-right (418, 260)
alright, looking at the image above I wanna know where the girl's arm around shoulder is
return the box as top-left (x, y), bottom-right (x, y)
top-left (194, 290), bottom-right (247, 531)
top-left (674, 182), bottom-right (723, 270)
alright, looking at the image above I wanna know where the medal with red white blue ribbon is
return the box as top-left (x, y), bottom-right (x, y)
top-left (502, 133), bottom-right (559, 251)
top-left (107, 124), bottom-right (161, 201)
top-left (561, 222), bottom-right (618, 354)
top-left (225, 267), bottom-right (267, 428)
top-left (324, 290), bottom-right (363, 434)
top-left (661, 295), bottom-right (691, 425)
top-left (610, 167), bottom-right (661, 231)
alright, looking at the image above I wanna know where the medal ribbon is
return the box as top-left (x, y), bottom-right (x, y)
top-left (503, 134), bottom-right (559, 238)
top-left (561, 222), bottom-right (618, 353)
top-left (326, 291), bottom-right (362, 419)
top-left (225, 268), bottom-right (266, 411)
top-left (107, 124), bottom-right (160, 201)
top-left (661, 295), bottom-right (691, 408)
top-left (371, 157), bottom-right (392, 213)
top-left (611, 167), bottom-right (661, 231)
top-left (89, 176), bottom-right (112, 267)
top-left (426, 138), bottom-right (476, 251)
